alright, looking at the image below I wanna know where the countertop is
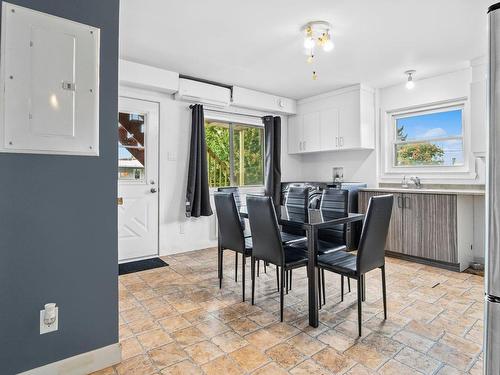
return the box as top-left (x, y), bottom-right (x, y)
top-left (360, 187), bottom-right (485, 196)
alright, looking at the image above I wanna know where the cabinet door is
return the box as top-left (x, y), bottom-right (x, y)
top-left (288, 115), bottom-right (303, 154)
top-left (320, 108), bottom-right (339, 151)
top-left (402, 194), bottom-right (457, 263)
top-left (337, 90), bottom-right (361, 149)
top-left (358, 191), bottom-right (403, 253)
top-left (302, 112), bottom-right (321, 152)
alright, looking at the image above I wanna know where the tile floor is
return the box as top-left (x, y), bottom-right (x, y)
top-left (94, 248), bottom-right (484, 375)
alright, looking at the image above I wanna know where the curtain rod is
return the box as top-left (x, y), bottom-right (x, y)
top-left (189, 106), bottom-right (273, 120)
top-left (180, 74), bottom-right (233, 91)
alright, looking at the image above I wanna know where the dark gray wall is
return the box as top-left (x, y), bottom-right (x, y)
top-left (0, 1), bottom-right (119, 373)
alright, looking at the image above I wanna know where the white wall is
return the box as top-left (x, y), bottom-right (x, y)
top-left (298, 149), bottom-right (377, 186)
top-left (120, 86), bottom-right (298, 255)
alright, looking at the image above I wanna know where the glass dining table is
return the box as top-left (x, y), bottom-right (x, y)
top-left (239, 205), bottom-right (365, 328)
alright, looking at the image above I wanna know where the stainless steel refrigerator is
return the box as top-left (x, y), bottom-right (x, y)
top-left (486, 3), bottom-right (500, 374)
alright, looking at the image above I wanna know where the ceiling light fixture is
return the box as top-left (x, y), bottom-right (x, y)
top-left (405, 70), bottom-right (416, 89)
top-left (301, 21), bottom-right (334, 80)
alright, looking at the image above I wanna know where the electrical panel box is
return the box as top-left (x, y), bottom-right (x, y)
top-left (0, 2), bottom-right (100, 156)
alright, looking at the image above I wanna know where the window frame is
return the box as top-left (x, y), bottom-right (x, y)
top-left (204, 118), bottom-right (265, 189)
top-left (391, 105), bottom-right (465, 168)
top-left (379, 97), bottom-right (477, 182)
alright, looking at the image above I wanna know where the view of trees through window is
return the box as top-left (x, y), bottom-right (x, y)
top-left (205, 120), bottom-right (264, 187)
top-left (394, 108), bottom-right (464, 167)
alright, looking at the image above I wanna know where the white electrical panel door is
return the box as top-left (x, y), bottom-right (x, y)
top-left (0, 2), bottom-right (100, 156)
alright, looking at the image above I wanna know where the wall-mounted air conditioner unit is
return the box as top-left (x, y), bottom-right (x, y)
top-left (175, 78), bottom-right (231, 107)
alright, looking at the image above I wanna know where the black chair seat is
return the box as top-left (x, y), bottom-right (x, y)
top-left (317, 240), bottom-right (347, 255)
top-left (318, 250), bottom-right (357, 275)
top-left (283, 245), bottom-right (309, 268)
top-left (281, 232), bottom-right (307, 244)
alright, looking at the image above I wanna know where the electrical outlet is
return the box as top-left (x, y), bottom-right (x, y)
top-left (40, 305), bottom-right (58, 334)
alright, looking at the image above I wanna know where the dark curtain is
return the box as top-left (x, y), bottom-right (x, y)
top-left (185, 104), bottom-right (213, 217)
top-left (263, 116), bottom-right (282, 208)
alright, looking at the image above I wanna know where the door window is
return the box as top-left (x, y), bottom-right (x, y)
top-left (118, 112), bottom-right (146, 181)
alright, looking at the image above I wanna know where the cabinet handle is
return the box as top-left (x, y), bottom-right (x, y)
top-left (299, 141), bottom-right (302, 151)
top-left (404, 196), bottom-right (410, 209)
top-left (397, 196), bottom-right (402, 208)
top-left (336, 137), bottom-right (338, 147)
top-left (340, 137), bottom-right (344, 147)
top-left (303, 141), bottom-right (306, 150)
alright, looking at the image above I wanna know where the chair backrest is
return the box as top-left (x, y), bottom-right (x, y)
top-left (318, 189), bottom-right (349, 243)
top-left (217, 187), bottom-right (242, 208)
top-left (356, 194), bottom-right (394, 274)
top-left (214, 192), bottom-right (245, 253)
top-left (285, 186), bottom-right (309, 209)
top-left (246, 195), bottom-right (284, 266)
top-left (217, 186), bottom-right (245, 230)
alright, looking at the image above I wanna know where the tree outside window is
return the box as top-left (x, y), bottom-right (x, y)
top-left (205, 120), bottom-right (264, 188)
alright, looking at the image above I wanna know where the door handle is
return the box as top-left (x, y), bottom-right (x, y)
top-left (150, 188), bottom-right (158, 193)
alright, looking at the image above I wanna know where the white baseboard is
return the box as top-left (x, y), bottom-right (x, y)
top-left (18, 343), bottom-right (121, 375)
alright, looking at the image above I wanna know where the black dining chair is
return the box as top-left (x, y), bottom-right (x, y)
top-left (214, 192), bottom-right (252, 301)
top-left (281, 186), bottom-right (309, 243)
top-left (317, 189), bottom-right (351, 305)
top-left (246, 195), bottom-right (309, 322)
top-left (317, 194), bottom-right (393, 336)
top-left (217, 187), bottom-right (257, 279)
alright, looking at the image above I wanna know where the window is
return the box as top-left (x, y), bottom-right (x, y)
top-left (205, 120), bottom-right (264, 188)
top-left (118, 112), bottom-right (146, 181)
top-left (393, 107), bottom-right (464, 167)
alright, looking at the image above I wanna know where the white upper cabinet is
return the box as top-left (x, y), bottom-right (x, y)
top-left (288, 85), bottom-right (375, 154)
top-left (302, 112), bottom-right (321, 152)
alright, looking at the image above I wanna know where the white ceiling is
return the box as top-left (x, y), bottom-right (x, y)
top-left (120, 0), bottom-right (492, 99)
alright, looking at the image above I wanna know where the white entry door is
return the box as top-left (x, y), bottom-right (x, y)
top-left (118, 97), bottom-right (159, 262)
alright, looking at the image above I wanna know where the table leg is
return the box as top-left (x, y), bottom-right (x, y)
top-left (307, 226), bottom-right (319, 327)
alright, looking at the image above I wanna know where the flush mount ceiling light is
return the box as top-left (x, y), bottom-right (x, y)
top-left (405, 70), bottom-right (416, 89)
top-left (301, 21), bottom-right (334, 80)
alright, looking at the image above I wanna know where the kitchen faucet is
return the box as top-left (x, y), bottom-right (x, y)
top-left (410, 176), bottom-right (422, 188)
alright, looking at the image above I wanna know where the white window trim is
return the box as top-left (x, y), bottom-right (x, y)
top-left (379, 97), bottom-right (477, 182)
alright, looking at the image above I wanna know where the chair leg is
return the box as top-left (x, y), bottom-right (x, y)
top-left (242, 255), bottom-right (246, 302)
top-left (264, 262), bottom-right (267, 273)
top-left (322, 269), bottom-right (326, 306)
top-left (235, 253), bottom-right (238, 282)
top-left (348, 277), bottom-right (351, 293)
top-left (276, 266), bottom-right (280, 291)
top-left (285, 270), bottom-right (289, 294)
top-left (357, 276), bottom-right (362, 337)
top-left (318, 270), bottom-right (322, 308)
top-left (341, 275), bottom-right (344, 302)
top-left (290, 269), bottom-right (293, 291)
top-left (280, 267), bottom-right (285, 322)
top-left (362, 274), bottom-right (366, 302)
top-left (251, 257), bottom-right (255, 305)
top-left (219, 248), bottom-right (223, 289)
top-left (257, 260), bottom-right (260, 277)
top-left (381, 266), bottom-right (387, 320)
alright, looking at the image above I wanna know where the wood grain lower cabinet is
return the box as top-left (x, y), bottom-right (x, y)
top-left (402, 194), bottom-right (457, 263)
top-left (359, 191), bottom-right (402, 252)
top-left (359, 191), bottom-right (460, 269)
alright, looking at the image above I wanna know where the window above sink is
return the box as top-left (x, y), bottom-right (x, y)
top-left (380, 98), bottom-right (477, 183)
